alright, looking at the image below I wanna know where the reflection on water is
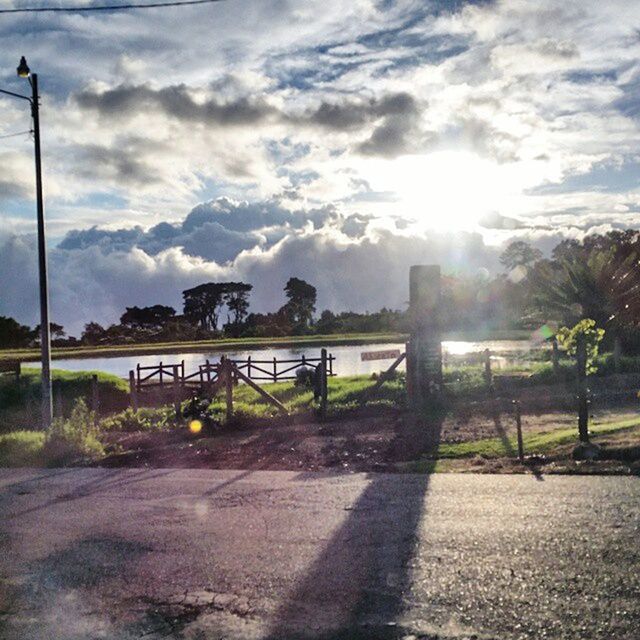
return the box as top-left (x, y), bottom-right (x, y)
top-left (27, 339), bottom-right (541, 378)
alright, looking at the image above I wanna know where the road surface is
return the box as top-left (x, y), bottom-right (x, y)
top-left (0, 469), bottom-right (638, 639)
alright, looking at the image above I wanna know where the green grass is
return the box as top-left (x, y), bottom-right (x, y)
top-left (204, 374), bottom-right (406, 421)
top-left (433, 418), bottom-right (640, 460)
top-left (0, 430), bottom-right (46, 466)
top-left (0, 368), bottom-right (129, 431)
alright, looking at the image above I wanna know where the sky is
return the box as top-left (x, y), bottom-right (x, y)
top-left (1, 0), bottom-right (640, 334)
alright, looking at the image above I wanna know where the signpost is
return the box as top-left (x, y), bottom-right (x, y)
top-left (361, 349), bottom-right (402, 362)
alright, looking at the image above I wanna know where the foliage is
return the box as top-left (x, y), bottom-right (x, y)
top-left (500, 241), bottom-right (543, 272)
top-left (282, 277), bottom-right (317, 333)
top-left (0, 315), bottom-right (34, 349)
top-left (43, 399), bottom-right (104, 464)
top-left (557, 319), bottom-right (605, 374)
top-left (120, 305), bottom-right (176, 330)
top-left (0, 369), bottom-right (129, 432)
top-left (101, 406), bottom-right (180, 432)
top-left (0, 430), bottom-right (46, 466)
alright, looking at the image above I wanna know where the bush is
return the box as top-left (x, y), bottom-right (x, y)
top-left (43, 399), bottom-right (104, 464)
top-left (101, 406), bottom-right (180, 432)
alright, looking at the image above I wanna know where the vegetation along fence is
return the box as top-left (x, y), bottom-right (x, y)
top-left (128, 350), bottom-right (336, 417)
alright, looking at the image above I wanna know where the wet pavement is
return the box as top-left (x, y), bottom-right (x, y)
top-left (0, 469), bottom-right (638, 639)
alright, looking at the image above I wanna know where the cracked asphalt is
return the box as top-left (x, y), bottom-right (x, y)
top-left (0, 468), bottom-right (638, 639)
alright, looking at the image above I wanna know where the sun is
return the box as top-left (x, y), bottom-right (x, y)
top-left (359, 151), bottom-right (514, 231)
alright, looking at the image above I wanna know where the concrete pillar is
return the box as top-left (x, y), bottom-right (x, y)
top-left (407, 265), bottom-right (442, 406)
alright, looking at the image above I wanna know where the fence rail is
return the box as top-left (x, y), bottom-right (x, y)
top-left (132, 353), bottom-right (335, 392)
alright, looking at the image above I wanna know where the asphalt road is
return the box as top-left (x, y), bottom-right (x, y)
top-left (0, 469), bottom-right (638, 640)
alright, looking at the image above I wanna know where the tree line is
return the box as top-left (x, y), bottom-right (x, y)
top-left (1, 230), bottom-right (639, 352)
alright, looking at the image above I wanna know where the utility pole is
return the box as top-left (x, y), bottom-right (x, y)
top-left (3, 57), bottom-right (53, 428)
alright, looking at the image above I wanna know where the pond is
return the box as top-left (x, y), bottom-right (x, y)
top-left (26, 339), bottom-right (543, 379)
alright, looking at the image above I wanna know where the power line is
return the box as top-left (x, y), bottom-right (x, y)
top-left (0, 129), bottom-right (32, 139)
top-left (0, 0), bottom-right (225, 14)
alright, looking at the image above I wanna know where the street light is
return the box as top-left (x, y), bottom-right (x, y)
top-left (0, 57), bottom-right (52, 429)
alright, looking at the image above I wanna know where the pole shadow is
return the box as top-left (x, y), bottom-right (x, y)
top-left (261, 409), bottom-right (445, 640)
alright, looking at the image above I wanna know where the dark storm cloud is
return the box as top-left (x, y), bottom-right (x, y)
top-left (75, 83), bottom-right (278, 126)
top-left (77, 143), bottom-right (162, 186)
top-left (56, 198), bottom-right (343, 264)
top-left (294, 91), bottom-right (420, 130)
top-left (76, 83), bottom-right (421, 134)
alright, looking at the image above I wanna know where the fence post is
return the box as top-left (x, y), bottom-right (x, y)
top-left (320, 348), bottom-right (328, 418)
top-left (513, 400), bottom-right (524, 462)
top-left (129, 370), bottom-right (138, 411)
top-left (614, 335), bottom-right (622, 373)
top-left (224, 358), bottom-right (234, 420)
top-left (91, 374), bottom-right (99, 425)
top-left (576, 335), bottom-right (589, 443)
top-left (552, 338), bottom-right (560, 377)
top-left (172, 365), bottom-right (181, 419)
top-left (483, 348), bottom-right (493, 393)
top-left (205, 359), bottom-right (211, 383)
top-left (248, 355), bottom-right (252, 379)
top-left (159, 361), bottom-right (163, 387)
top-left (273, 357), bottom-right (277, 382)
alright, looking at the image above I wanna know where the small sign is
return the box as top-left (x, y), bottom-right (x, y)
top-left (361, 349), bottom-right (402, 362)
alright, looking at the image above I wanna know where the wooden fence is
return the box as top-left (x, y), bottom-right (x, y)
top-left (128, 351), bottom-right (335, 418)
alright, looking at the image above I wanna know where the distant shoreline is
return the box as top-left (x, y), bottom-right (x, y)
top-left (1, 329), bottom-right (532, 363)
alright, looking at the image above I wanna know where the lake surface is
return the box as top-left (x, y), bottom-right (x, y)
top-left (27, 339), bottom-right (542, 378)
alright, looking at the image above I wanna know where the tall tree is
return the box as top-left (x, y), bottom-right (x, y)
top-left (120, 305), bottom-right (176, 330)
top-left (182, 283), bottom-right (227, 331)
top-left (0, 316), bottom-right (34, 348)
top-left (500, 241), bottom-right (543, 272)
top-left (282, 277), bottom-right (317, 331)
top-left (224, 282), bottom-right (253, 325)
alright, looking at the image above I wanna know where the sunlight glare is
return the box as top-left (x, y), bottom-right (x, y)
top-left (360, 151), bottom-right (513, 231)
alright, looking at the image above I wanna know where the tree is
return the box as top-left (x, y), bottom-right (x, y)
top-left (81, 322), bottom-right (106, 345)
top-left (224, 282), bottom-right (253, 325)
top-left (182, 283), bottom-right (227, 331)
top-left (120, 305), bottom-right (176, 330)
top-left (33, 322), bottom-right (66, 339)
top-left (282, 277), bottom-right (316, 332)
top-left (0, 316), bottom-right (34, 348)
top-left (557, 319), bottom-right (605, 375)
top-left (500, 241), bottom-right (543, 272)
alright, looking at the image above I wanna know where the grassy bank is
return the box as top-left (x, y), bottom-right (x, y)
top-left (0, 329), bottom-right (532, 363)
top-left (0, 368), bottom-right (129, 432)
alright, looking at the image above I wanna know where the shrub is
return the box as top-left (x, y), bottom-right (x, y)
top-left (101, 406), bottom-right (179, 432)
top-left (43, 398), bottom-right (104, 464)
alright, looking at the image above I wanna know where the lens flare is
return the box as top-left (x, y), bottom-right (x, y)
top-left (189, 419), bottom-right (203, 434)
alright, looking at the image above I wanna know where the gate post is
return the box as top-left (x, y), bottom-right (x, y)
top-left (407, 265), bottom-right (442, 407)
top-left (320, 348), bottom-right (328, 418)
top-left (129, 370), bottom-right (138, 411)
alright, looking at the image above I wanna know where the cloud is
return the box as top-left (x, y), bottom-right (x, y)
top-left (1, 197), bottom-right (505, 334)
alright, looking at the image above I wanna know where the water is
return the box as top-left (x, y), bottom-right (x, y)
top-left (25, 339), bottom-right (539, 378)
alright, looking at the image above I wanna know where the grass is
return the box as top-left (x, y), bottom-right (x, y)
top-left (0, 329), bottom-right (533, 363)
top-left (204, 374), bottom-right (405, 421)
top-left (0, 430), bottom-right (46, 466)
top-left (0, 368), bottom-right (129, 432)
top-left (432, 418), bottom-right (640, 460)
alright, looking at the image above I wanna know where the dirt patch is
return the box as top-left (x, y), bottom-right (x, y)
top-left (96, 406), bottom-right (640, 474)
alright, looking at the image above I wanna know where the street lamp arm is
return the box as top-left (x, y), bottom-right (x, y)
top-left (0, 87), bottom-right (32, 102)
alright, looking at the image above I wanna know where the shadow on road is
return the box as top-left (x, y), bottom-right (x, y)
top-left (262, 409), bottom-right (444, 640)
top-left (2, 468), bottom-right (172, 519)
top-left (1, 535), bottom-right (151, 640)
